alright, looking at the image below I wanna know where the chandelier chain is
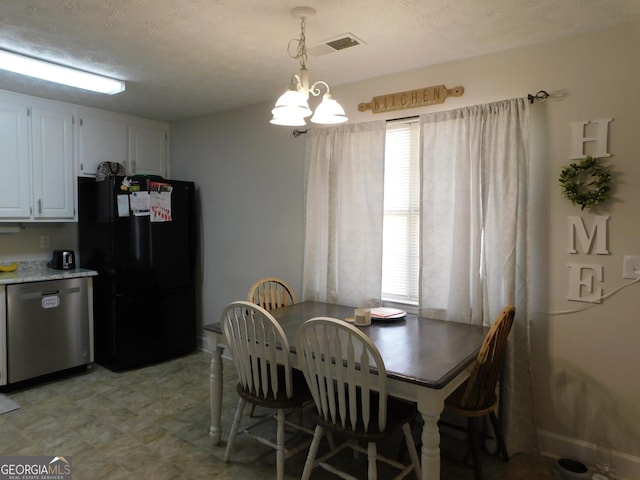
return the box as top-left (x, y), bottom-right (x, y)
top-left (288, 16), bottom-right (308, 69)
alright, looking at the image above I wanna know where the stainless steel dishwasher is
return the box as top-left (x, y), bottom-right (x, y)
top-left (7, 277), bottom-right (91, 384)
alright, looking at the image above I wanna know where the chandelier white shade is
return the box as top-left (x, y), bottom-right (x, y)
top-left (270, 7), bottom-right (348, 126)
top-left (0, 49), bottom-right (125, 95)
top-left (310, 92), bottom-right (347, 124)
top-left (270, 86), bottom-right (312, 126)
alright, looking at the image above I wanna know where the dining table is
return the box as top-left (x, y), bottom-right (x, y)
top-left (204, 301), bottom-right (489, 480)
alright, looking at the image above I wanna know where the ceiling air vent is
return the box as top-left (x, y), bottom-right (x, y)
top-left (309, 33), bottom-right (365, 57)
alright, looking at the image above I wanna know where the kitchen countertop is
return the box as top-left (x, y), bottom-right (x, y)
top-left (0, 261), bottom-right (98, 285)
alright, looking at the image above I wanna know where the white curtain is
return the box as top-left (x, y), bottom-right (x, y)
top-left (302, 100), bottom-right (538, 453)
top-left (301, 121), bottom-right (386, 306)
top-left (420, 98), bottom-right (538, 454)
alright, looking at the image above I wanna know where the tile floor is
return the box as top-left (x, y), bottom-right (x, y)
top-left (0, 351), bottom-right (556, 479)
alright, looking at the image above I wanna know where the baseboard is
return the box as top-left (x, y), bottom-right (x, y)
top-left (197, 334), bottom-right (207, 352)
top-left (538, 429), bottom-right (640, 480)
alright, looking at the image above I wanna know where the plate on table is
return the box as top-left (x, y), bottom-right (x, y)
top-left (370, 307), bottom-right (407, 321)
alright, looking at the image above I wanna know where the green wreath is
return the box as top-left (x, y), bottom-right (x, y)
top-left (559, 156), bottom-right (612, 210)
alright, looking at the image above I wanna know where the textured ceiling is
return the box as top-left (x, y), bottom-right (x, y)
top-left (0, 0), bottom-right (638, 122)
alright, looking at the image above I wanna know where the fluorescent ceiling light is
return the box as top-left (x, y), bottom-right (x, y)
top-left (0, 49), bottom-right (125, 95)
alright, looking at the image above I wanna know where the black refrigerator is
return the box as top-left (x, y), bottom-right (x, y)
top-left (78, 175), bottom-right (196, 371)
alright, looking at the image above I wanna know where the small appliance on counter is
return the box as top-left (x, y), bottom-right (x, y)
top-left (48, 250), bottom-right (76, 270)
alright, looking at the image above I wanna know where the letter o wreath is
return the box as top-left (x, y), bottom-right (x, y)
top-left (559, 156), bottom-right (612, 210)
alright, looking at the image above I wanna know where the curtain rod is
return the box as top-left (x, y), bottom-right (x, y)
top-left (294, 92), bottom-right (548, 136)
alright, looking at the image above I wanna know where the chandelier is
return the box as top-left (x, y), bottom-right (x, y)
top-left (270, 7), bottom-right (348, 126)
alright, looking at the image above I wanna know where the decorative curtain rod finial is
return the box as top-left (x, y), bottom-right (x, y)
top-left (528, 90), bottom-right (549, 104)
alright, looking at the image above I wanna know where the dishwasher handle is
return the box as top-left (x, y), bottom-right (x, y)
top-left (15, 286), bottom-right (80, 301)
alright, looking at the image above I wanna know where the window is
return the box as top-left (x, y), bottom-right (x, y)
top-left (382, 119), bottom-right (420, 305)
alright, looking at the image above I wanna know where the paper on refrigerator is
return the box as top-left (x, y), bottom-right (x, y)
top-left (129, 191), bottom-right (150, 216)
top-left (150, 181), bottom-right (173, 222)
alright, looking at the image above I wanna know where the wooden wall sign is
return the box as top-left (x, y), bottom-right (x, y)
top-left (358, 84), bottom-right (464, 114)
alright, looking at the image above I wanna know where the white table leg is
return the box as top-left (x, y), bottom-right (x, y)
top-left (209, 345), bottom-right (224, 444)
top-left (418, 391), bottom-right (444, 480)
top-left (416, 368), bottom-right (471, 480)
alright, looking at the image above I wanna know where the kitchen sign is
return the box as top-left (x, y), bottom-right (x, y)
top-left (358, 84), bottom-right (464, 114)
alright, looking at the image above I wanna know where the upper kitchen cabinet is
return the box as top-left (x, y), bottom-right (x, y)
top-left (0, 92), bottom-right (75, 222)
top-left (0, 99), bottom-right (30, 219)
top-left (31, 106), bottom-right (74, 219)
top-left (77, 107), bottom-right (168, 178)
top-left (128, 124), bottom-right (167, 177)
top-left (77, 108), bottom-right (127, 177)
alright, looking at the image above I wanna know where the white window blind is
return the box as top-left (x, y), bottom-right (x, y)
top-left (382, 119), bottom-right (420, 305)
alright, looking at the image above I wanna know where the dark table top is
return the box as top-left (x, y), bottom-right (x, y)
top-left (205, 301), bottom-right (488, 389)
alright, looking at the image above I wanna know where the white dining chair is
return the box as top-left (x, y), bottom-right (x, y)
top-left (296, 316), bottom-right (422, 480)
top-left (221, 301), bottom-right (312, 480)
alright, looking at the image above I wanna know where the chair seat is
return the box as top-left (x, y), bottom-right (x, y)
top-left (444, 380), bottom-right (498, 417)
top-left (237, 368), bottom-right (312, 409)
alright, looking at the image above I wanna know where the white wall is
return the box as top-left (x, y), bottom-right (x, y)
top-left (170, 104), bottom-right (306, 335)
top-left (0, 223), bottom-right (77, 262)
top-left (171, 20), bottom-right (640, 477)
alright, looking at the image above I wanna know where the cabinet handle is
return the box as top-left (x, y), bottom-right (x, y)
top-left (38, 199), bottom-right (42, 214)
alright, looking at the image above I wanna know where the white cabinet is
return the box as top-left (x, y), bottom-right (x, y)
top-left (0, 285), bottom-right (6, 386)
top-left (0, 93), bottom-right (75, 221)
top-left (78, 107), bottom-right (168, 178)
top-left (128, 124), bottom-right (167, 177)
top-left (31, 106), bottom-right (74, 219)
top-left (0, 100), bottom-right (30, 219)
top-left (0, 90), bottom-right (170, 223)
top-left (77, 110), bottom-right (127, 177)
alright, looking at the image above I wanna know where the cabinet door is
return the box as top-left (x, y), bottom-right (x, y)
top-left (0, 100), bottom-right (30, 219)
top-left (77, 112), bottom-right (127, 177)
top-left (0, 285), bottom-right (6, 386)
top-left (128, 125), bottom-right (167, 177)
top-left (31, 106), bottom-right (75, 219)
